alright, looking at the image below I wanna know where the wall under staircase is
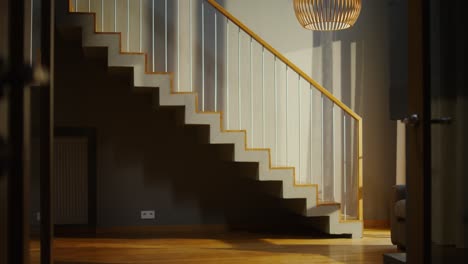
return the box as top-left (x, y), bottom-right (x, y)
top-left (54, 27), bottom-right (334, 232)
top-left (56, 0), bottom-right (366, 237)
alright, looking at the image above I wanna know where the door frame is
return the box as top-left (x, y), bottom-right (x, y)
top-left (7, 0), bottom-right (28, 263)
top-left (40, 0), bottom-right (54, 263)
top-left (407, 0), bottom-right (432, 262)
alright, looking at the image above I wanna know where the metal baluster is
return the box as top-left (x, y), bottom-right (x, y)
top-left (127, 0), bottom-right (130, 51)
top-left (298, 75), bottom-right (301, 182)
top-left (321, 94), bottom-right (324, 201)
top-left (101, 0), bottom-right (104, 31)
top-left (214, 12), bottom-right (218, 112)
top-left (152, 0), bottom-right (155, 71)
top-left (189, 0), bottom-right (192, 91)
top-left (343, 112), bottom-right (347, 220)
top-left (114, 0), bottom-right (117, 32)
top-left (139, 0), bottom-right (142, 52)
top-left (332, 104), bottom-right (336, 201)
top-left (30, 0), bottom-right (34, 62)
top-left (310, 31), bottom-right (313, 184)
top-left (88, 0), bottom-right (91, 12)
top-left (286, 67), bottom-right (289, 166)
top-left (250, 37), bottom-right (253, 147)
top-left (238, 27), bottom-right (241, 129)
top-left (310, 87), bottom-right (313, 183)
top-left (177, 0), bottom-right (180, 91)
top-left (165, 0), bottom-right (168, 71)
top-left (202, 1), bottom-right (205, 111)
top-left (74, 0), bottom-right (77, 12)
top-left (226, 21), bottom-right (230, 129)
top-left (274, 57), bottom-right (278, 164)
top-left (262, 47), bottom-right (265, 148)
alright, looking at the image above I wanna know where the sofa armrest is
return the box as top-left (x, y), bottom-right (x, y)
top-left (392, 185), bottom-right (406, 203)
top-left (390, 185), bottom-right (407, 248)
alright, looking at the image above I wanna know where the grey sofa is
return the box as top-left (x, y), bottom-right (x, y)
top-left (390, 185), bottom-right (406, 250)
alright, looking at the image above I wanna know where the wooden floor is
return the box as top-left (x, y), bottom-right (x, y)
top-left (30, 229), bottom-right (398, 264)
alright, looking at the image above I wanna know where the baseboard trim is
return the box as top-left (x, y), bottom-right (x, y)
top-left (364, 220), bottom-right (390, 229)
top-left (95, 225), bottom-right (229, 236)
top-left (55, 225), bottom-right (97, 237)
top-left (54, 222), bottom-right (366, 237)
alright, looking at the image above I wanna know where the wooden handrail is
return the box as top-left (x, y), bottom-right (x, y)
top-left (207, 0), bottom-right (362, 121)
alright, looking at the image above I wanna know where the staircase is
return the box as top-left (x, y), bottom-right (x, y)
top-left (57, 0), bottom-right (363, 238)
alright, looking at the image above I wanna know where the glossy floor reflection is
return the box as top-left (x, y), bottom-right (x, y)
top-left (31, 229), bottom-right (397, 264)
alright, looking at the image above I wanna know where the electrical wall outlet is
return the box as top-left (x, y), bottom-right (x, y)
top-left (140, 210), bottom-right (155, 220)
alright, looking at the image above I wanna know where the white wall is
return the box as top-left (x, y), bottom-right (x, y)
top-left (222, 0), bottom-right (398, 221)
top-left (396, 121), bottom-right (406, 185)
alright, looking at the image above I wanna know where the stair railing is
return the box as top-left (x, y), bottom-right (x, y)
top-left (68, 0), bottom-right (363, 222)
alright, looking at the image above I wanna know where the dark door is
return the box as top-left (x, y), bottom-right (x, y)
top-left (406, 0), bottom-right (430, 262)
top-left (0, 0), bottom-right (10, 262)
top-left (428, 0), bottom-right (467, 262)
top-left (407, 0), bottom-right (467, 263)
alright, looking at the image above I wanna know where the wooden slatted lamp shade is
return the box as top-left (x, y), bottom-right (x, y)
top-left (293, 0), bottom-right (362, 31)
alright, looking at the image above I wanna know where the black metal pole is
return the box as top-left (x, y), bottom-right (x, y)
top-left (7, 0), bottom-right (27, 262)
top-left (422, 0), bottom-right (432, 261)
top-left (40, 0), bottom-right (54, 263)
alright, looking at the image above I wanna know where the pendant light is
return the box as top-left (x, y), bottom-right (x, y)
top-left (293, 0), bottom-right (362, 31)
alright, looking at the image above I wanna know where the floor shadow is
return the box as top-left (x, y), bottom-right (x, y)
top-left (47, 231), bottom-right (398, 264)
